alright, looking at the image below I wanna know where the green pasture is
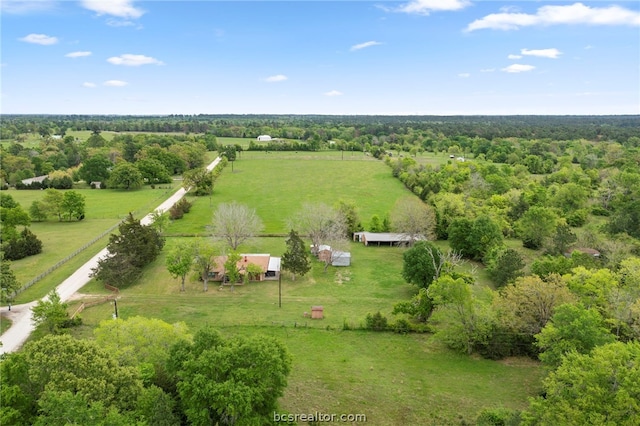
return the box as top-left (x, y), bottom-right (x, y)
top-left (178, 152), bottom-right (412, 234)
top-left (72, 235), bottom-right (542, 425)
top-left (4, 183), bottom-right (179, 301)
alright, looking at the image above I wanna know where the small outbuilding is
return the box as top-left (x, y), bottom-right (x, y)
top-left (311, 306), bottom-right (324, 319)
top-left (20, 175), bottom-right (48, 185)
top-left (257, 135), bottom-right (272, 141)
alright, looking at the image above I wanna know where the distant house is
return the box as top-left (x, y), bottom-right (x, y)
top-left (21, 175), bottom-right (48, 185)
top-left (209, 253), bottom-right (281, 282)
top-left (257, 135), bottom-right (272, 141)
top-left (353, 232), bottom-right (425, 246)
top-left (90, 181), bottom-right (102, 189)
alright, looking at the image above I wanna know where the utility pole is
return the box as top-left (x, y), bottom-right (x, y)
top-left (278, 271), bottom-right (282, 308)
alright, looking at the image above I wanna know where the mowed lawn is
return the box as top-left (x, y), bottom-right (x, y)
top-left (5, 183), bottom-right (180, 298)
top-left (170, 151), bottom-right (413, 235)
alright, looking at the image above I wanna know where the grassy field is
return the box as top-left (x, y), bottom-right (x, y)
top-left (63, 154), bottom-right (543, 424)
top-left (172, 151), bottom-right (413, 234)
top-left (72, 234), bottom-right (543, 425)
top-left (5, 183), bottom-right (180, 302)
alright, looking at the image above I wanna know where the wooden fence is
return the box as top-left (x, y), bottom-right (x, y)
top-left (70, 284), bottom-right (119, 319)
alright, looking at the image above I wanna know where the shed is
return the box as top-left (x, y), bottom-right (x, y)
top-left (331, 251), bottom-right (351, 267)
top-left (257, 135), bottom-right (272, 141)
top-left (353, 232), bottom-right (425, 246)
top-left (90, 181), bottom-right (102, 189)
top-left (311, 306), bottom-right (324, 319)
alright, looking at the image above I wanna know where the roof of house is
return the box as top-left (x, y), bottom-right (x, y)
top-left (354, 232), bottom-right (424, 243)
top-left (213, 254), bottom-right (271, 274)
top-left (268, 256), bottom-right (281, 272)
top-left (21, 175), bottom-right (48, 185)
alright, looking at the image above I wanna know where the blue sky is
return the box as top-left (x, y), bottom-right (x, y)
top-left (1, 0), bottom-right (639, 115)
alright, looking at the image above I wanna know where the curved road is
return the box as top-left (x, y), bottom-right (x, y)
top-left (0, 157), bottom-right (221, 354)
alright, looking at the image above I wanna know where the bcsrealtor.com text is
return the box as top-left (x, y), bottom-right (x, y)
top-left (274, 411), bottom-right (367, 423)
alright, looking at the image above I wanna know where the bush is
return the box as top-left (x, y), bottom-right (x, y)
top-left (176, 198), bottom-right (192, 213)
top-left (169, 204), bottom-right (184, 220)
top-left (365, 311), bottom-right (388, 331)
top-left (392, 318), bottom-right (413, 334)
top-left (2, 228), bottom-right (43, 260)
top-left (476, 407), bottom-right (521, 426)
top-left (565, 208), bottom-right (588, 227)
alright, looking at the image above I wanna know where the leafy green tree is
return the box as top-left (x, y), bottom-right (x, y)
top-left (368, 214), bottom-right (384, 232)
top-left (108, 162), bottom-right (144, 190)
top-left (496, 275), bottom-right (576, 338)
top-left (522, 341), bottom-right (640, 425)
top-left (148, 210), bottom-right (169, 235)
top-left (31, 290), bottom-right (72, 334)
top-left (535, 303), bottom-right (616, 368)
top-left (168, 327), bottom-right (291, 425)
top-left (42, 188), bottom-right (64, 221)
top-left (0, 203), bottom-right (30, 241)
top-left (136, 158), bottom-right (172, 185)
top-left (183, 167), bottom-right (215, 196)
top-left (563, 267), bottom-right (619, 313)
top-left (61, 190), bottom-right (85, 221)
top-left (28, 201), bottom-right (48, 222)
top-left (336, 200), bottom-right (363, 237)
top-left (448, 215), bottom-right (503, 260)
top-left (212, 202), bottom-right (264, 250)
top-left (401, 241), bottom-right (443, 289)
top-left (485, 247), bottom-right (525, 288)
top-left (166, 241), bottom-right (194, 292)
top-left (192, 239), bottom-right (217, 292)
top-left (34, 390), bottom-right (134, 426)
top-left (551, 182), bottom-right (589, 213)
top-left (392, 287), bottom-right (434, 323)
top-left (94, 316), bottom-right (191, 390)
top-left (547, 223), bottom-right (577, 256)
top-left (78, 154), bottom-right (111, 183)
top-left (92, 213), bottom-right (164, 288)
top-left (281, 229), bottom-right (311, 280)
top-left (517, 206), bottom-right (558, 249)
top-left (224, 251), bottom-right (242, 289)
top-left (1, 253), bottom-right (19, 303)
top-left (531, 255), bottom-right (575, 279)
top-left (429, 275), bottom-right (495, 355)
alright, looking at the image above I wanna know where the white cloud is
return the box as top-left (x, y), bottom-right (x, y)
top-left (264, 74), bottom-right (288, 83)
top-left (324, 90), bottom-right (343, 96)
top-left (106, 19), bottom-right (135, 27)
top-left (80, 0), bottom-right (144, 19)
top-left (508, 54), bottom-right (522, 59)
top-left (1, 0), bottom-right (56, 14)
top-left (82, 82), bottom-right (97, 88)
top-left (502, 64), bottom-right (535, 73)
top-left (103, 80), bottom-right (128, 87)
top-left (66, 51), bottom-right (92, 58)
top-left (19, 33), bottom-right (58, 45)
top-left (350, 41), bottom-right (383, 51)
top-left (394, 0), bottom-right (470, 15)
top-left (466, 3), bottom-right (640, 31)
top-left (458, 73), bottom-right (470, 78)
top-left (107, 54), bottom-right (163, 66)
top-left (521, 48), bottom-right (562, 59)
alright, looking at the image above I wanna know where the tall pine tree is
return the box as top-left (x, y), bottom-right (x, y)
top-left (281, 229), bottom-right (311, 280)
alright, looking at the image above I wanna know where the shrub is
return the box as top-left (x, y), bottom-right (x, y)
top-left (365, 311), bottom-right (388, 331)
top-left (169, 204), bottom-right (184, 220)
top-left (392, 318), bottom-right (413, 334)
top-left (476, 407), bottom-right (521, 426)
